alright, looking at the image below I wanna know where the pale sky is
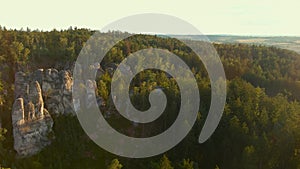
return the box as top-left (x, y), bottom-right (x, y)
top-left (1, 0), bottom-right (300, 36)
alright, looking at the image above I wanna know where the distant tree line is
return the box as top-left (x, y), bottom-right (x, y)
top-left (0, 27), bottom-right (299, 169)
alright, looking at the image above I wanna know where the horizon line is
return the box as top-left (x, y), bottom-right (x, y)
top-left (1, 25), bottom-right (300, 37)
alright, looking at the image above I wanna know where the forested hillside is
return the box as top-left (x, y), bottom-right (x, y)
top-left (0, 27), bottom-right (300, 169)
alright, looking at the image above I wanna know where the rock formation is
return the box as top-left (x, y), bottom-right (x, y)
top-left (12, 68), bottom-right (75, 156)
top-left (15, 69), bottom-right (75, 115)
top-left (12, 64), bottom-right (104, 156)
top-left (12, 80), bottom-right (53, 156)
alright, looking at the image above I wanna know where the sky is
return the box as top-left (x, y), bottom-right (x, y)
top-left (1, 0), bottom-right (300, 36)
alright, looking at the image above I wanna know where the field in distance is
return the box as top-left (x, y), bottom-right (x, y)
top-left (172, 35), bottom-right (300, 54)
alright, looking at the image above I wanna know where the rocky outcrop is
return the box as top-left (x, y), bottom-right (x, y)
top-left (15, 69), bottom-right (75, 115)
top-left (72, 62), bottom-right (107, 112)
top-left (12, 80), bottom-right (53, 157)
top-left (12, 65), bottom-right (104, 157)
top-left (12, 68), bottom-right (75, 156)
top-left (43, 69), bottom-right (74, 115)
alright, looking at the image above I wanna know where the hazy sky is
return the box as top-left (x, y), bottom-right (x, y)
top-left (1, 0), bottom-right (300, 36)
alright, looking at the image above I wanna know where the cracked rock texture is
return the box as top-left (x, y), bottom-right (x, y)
top-left (12, 80), bottom-right (53, 157)
top-left (12, 65), bottom-right (104, 156)
top-left (12, 68), bottom-right (75, 156)
top-left (15, 69), bottom-right (75, 115)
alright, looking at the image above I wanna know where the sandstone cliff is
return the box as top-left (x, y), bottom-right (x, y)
top-left (12, 68), bottom-right (75, 156)
top-left (15, 69), bottom-right (75, 115)
top-left (12, 65), bottom-right (104, 157)
top-left (12, 81), bottom-right (53, 156)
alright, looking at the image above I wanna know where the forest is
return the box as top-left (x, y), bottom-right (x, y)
top-left (0, 27), bottom-right (300, 169)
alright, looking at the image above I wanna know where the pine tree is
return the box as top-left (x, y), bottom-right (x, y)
top-left (107, 159), bottom-right (123, 169)
top-left (159, 155), bottom-right (173, 169)
top-left (179, 159), bottom-right (194, 169)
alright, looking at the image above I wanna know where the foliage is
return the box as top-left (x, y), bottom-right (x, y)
top-left (107, 159), bottom-right (123, 169)
top-left (0, 27), bottom-right (299, 168)
top-left (159, 155), bottom-right (174, 169)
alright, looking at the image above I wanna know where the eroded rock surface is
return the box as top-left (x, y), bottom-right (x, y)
top-left (12, 65), bottom-right (104, 157)
top-left (15, 69), bottom-right (75, 115)
top-left (12, 68), bottom-right (75, 157)
top-left (12, 81), bottom-right (53, 157)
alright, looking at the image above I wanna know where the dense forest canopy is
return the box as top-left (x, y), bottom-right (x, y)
top-left (0, 27), bottom-right (299, 169)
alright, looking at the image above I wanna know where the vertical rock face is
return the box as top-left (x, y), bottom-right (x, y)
top-left (12, 68), bottom-right (78, 157)
top-left (72, 62), bottom-right (104, 111)
top-left (12, 80), bottom-right (53, 157)
top-left (12, 64), bottom-right (104, 157)
top-left (42, 69), bottom-right (75, 115)
top-left (15, 69), bottom-right (75, 115)
top-left (29, 81), bottom-right (44, 118)
top-left (12, 98), bottom-right (25, 125)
